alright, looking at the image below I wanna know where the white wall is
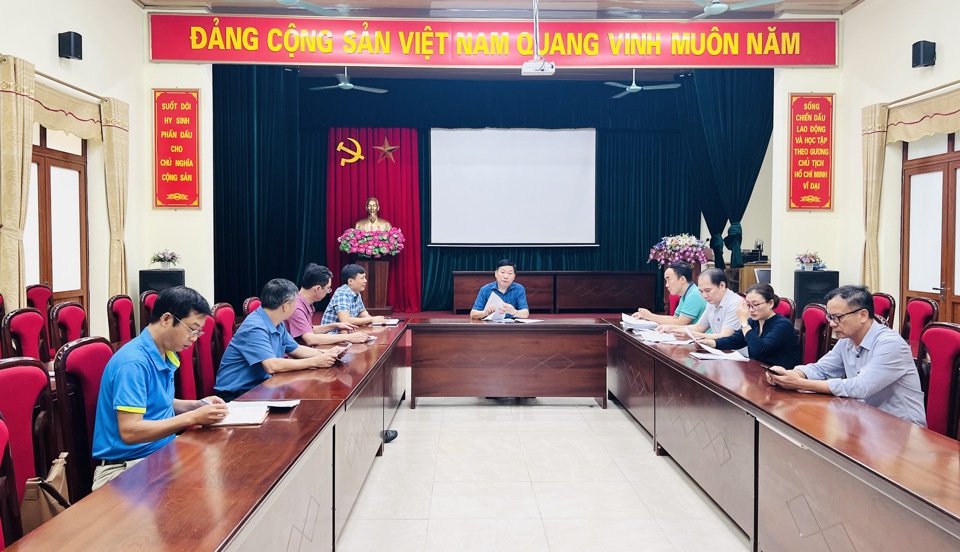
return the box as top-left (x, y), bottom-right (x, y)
top-left (769, 0), bottom-right (960, 300)
top-left (0, 0), bottom-right (216, 336)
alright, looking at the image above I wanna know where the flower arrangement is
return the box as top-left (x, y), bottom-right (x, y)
top-left (795, 251), bottom-right (822, 265)
top-left (150, 248), bottom-right (181, 267)
top-left (648, 234), bottom-right (709, 267)
top-left (338, 227), bottom-right (405, 259)
top-left (795, 251), bottom-right (825, 270)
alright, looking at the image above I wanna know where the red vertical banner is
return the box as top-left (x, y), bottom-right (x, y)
top-left (154, 89), bottom-right (200, 208)
top-left (325, 128), bottom-right (422, 312)
top-left (788, 93), bottom-right (834, 210)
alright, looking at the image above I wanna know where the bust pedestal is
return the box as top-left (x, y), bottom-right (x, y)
top-left (356, 259), bottom-right (392, 316)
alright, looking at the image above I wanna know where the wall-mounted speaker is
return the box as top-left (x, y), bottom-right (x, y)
top-left (794, 270), bottom-right (840, 312)
top-left (912, 40), bottom-right (936, 68)
top-left (58, 31), bottom-right (82, 60)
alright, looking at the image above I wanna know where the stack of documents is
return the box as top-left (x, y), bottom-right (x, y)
top-left (621, 313), bottom-right (658, 330)
top-left (690, 341), bottom-right (749, 362)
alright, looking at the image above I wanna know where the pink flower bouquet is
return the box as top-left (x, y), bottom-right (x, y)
top-left (338, 227), bottom-right (405, 259)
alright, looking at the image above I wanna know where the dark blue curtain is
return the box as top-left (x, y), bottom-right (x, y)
top-left (213, 65), bottom-right (326, 309)
top-left (676, 73), bottom-right (728, 269)
top-left (691, 69), bottom-right (773, 268)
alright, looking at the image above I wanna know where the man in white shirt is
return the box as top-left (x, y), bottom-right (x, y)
top-left (658, 268), bottom-right (742, 340)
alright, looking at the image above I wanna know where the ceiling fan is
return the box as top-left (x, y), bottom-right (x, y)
top-left (308, 67), bottom-right (388, 94)
top-left (604, 69), bottom-right (680, 99)
top-left (690, 0), bottom-right (781, 20)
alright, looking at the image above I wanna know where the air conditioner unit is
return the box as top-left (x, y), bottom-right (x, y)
top-left (521, 58), bottom-right (555, 76)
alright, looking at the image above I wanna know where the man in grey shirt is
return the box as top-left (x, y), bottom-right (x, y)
top-left (659, 268), bottom-right (742, 341)
top-left (767, 285), bottom-right (926, 427)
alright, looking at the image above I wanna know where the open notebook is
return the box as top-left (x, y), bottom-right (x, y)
top-left (209, 400), bottom-right (300, 427)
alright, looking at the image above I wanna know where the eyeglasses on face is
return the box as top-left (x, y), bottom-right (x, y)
top-left (826, 308), bottom-right (863, 324)
top-left (745, 301), bottom-right (770, 311)
top-left (173, 315), bottom-right (205, 338)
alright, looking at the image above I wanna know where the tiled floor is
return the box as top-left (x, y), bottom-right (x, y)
top-left (336, 398), bottom-right (751, 551)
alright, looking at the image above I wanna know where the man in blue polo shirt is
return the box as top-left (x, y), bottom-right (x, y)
top-left (215, 278), bottom-right (344, 402)
top-left (92, 286), bottom-right (229, 491)
top-left (470, 259), bottom-right (529, 320)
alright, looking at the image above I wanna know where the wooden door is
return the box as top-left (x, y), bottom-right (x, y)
top-left (901, 155), bottom-right (960, 322)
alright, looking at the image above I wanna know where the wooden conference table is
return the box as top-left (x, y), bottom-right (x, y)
top-left (8, 318), bottom-right (960, 551)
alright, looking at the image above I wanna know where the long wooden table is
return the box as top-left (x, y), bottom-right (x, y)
top-left (407, 317), bottom-right (609, 408)
top-left (7, 323), bottom-right (407, 552)
top-left (9, 318), bottom-right (960, 551)
top-left (606, 322), bottom-right (960, 551)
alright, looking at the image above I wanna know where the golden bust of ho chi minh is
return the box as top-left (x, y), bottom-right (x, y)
top-left (355, 197), bottom-right (392, 231)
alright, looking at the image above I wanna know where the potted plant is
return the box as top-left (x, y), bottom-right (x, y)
top-left (150, 249), bottom-right (181, 270)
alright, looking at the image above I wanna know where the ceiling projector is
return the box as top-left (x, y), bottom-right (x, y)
top-left (521, 58), bottom-right (555, 76)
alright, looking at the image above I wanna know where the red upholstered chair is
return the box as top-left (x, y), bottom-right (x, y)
top-left (211, 303), bottom-right (236, 374)
top-left (242, 296), bottom-right (261, 316)
top-left (24, 284), bottom-right (54, 359)
top-left (667, 294), bottom-right (680, 316)
top-left (176, 341), bottom-right (200, 401)
top-left (53, 336), bottom-right (113, 500)
top-left (0, 358), bottom-right (56, 504)
top-left (799, 303), bottom-right (831, 365)
top-left (50, 301), bottom-right (88, 352)
top-left (901, 297), bottom-right (939, 359)
top-left (139, 290), bottom-right (158, 333)
top-left (872, 292), bottom-right (896, 329)
top-left (916, 322), bottom-right (960, 438)
top-left (0, 292), bottom-right (5, 320)
top-left (0, 415), bottom-right (24, 548)
top-left (194, 316), bottom-right (217, 398)
top-left (0, 309), bottom-right (50, 362)
top-left (773, 297), bottom-right (797, 325)
top-left (107, 294), bottom-right (137, 350)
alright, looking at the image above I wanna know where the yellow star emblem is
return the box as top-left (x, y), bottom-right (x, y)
top-left (373, 137), bottom-right (400, 163)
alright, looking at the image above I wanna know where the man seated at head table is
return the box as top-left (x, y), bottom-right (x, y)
top-left (320, 263), bottom-right (385, 328)
top-left (91, 286), bottom-right (229, 491)
top-left (214, 278), bottom-right (344, 402)
top-left (285, 263), bottom-right (371, 346)
top-left (632, 262), bottom-right (707, 326)
top-left (470, 259), bottom-right (529, 320)
top-left (699, 283), bottom-right (801, 369)
top-left (766, 285), bottom-right (927, 426)
top-left (657, 268), bottom-right (742, 343)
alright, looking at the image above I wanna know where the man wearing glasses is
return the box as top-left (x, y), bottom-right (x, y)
top-left (215, 279), bottom-right (345, 402)
top-left (285, 263), bottom-right (372, 346)
top-left (766, 285), bottom-right (926, 426)
top-left (92, 286), bottom-right (230, 490)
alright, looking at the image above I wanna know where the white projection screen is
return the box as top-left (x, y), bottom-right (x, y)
top-left (430, 129), bottom-right (596, 246)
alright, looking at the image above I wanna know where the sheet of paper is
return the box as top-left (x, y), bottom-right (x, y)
top-left (210, 402), bottom-right (269, 427)
top-left (372, 318), bottom-right (400, 326)
top-left (514, 318), bottom-right (543, 323)
top-left (690, 351), bottom-right (749, 362)
top-left (620, 313), bottom-right (658, 330)
top-left (482, 293), bottom-right (507, 321)
top-left (634, 330), bottom-right (678, 343)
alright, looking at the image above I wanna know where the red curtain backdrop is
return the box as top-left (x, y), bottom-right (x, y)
top-left (326, 128), bottom-right (422, 312)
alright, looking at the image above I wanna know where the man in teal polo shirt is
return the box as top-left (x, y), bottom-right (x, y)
top-left (92, 286), bottom-right (229, 491)
top-left (632, 262), bottom-right (707, 325)
top-left (215, 278), bottom-right (344, 402)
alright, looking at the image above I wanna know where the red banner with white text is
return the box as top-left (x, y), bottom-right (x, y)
top-left (150, 14), bottom-right (837, 68)
top-left (788, 94), bottom-right (834, 210)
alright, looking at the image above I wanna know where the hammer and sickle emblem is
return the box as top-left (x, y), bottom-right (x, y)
top-left (337, 138), bottom-right (364, 166)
